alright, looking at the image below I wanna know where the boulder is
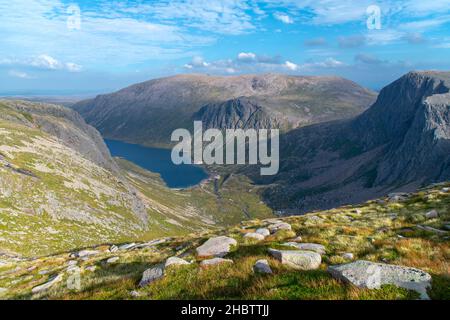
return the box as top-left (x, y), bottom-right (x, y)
top-left (342, 253), bottom-right (354, 260)
top-left (255, 228), bottom-right (270, 237)
top-left (425, 210), bottom-right (439, 219)
top-left (267, 222), bottom-right (292, 234)
top-left (328, 260), bottom-right (432, 299)
top-left (119, 243), bottom-right (136, 251)
top-left (165, 257), bottom-right (190, 268)
top-left (85, 266), bottom-right (97, 272)
top-left (196, 236), bottom-right (237, 257)
top-left (441, 187), bottom-right (449, 193)
top-left (282, 242), bottom-right (326, 255)
top-left (200, 258), bottom-right (233, 267)
top-left (106, 257), bottom-right (120, 264)
top-left (139, 264), bottom-right (164, 287)
top-left (253, 259), bottom-right (272, 274)
top-left (244, 232), bottom-right (265, 241)
top-left (268, 249), bottom-right (321, 270)
top-left (76, 250), bottom-right (99, 258)
top-left (31, 274), bottom-right (63, 294)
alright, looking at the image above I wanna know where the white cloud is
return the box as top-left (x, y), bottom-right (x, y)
top-left (284, 61), bottom-right (298, 71)
top-left (237, 52), bottom-right (257, 61)
top-left (30, 54), bottom-right (61, 70)
top-left (8, 70), bottom-right (33, 79)
top-left (302, 58), bottom-right (345, 69)
top-left (273, 12), bottom-right (294, 24)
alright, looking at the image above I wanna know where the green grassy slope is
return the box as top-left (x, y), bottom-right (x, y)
top-left (1, 182), bottom-right (448, 300)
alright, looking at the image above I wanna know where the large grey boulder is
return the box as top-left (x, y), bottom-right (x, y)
top-left (76, 250), bottom-right (99, 258)
top-left (328, 260), bottom-right (432, 299)
top-left (31, 274), bottom-right (63, 294)
top-left (200, 258), bottom-right (233, 267)
top-left (255, 228), bottom-right (270, 237)
top-left (196, 236), bottom-right (237, 257)
top-left (165, 257), bottom-right (190, 268)
top-left (282, 242), bottom-right (326, 255)
top-left (269, 249), bottom-right (321, 270)
top-left (139, 264), bottom-right (164, 287)
top-left (253, 259), bottom-right (272, 274)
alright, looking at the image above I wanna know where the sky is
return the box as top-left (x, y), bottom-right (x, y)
top-left (0, 0), bottom-right (449, 95)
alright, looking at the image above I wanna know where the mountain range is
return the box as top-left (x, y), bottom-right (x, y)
top-left (73, 74), bottom-right (376, 147)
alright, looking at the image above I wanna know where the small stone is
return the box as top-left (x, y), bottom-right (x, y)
top-left (27, 266), bottom-right (37, 272)
top-left (139, 265), bottom-right (164, 287)
top-left (165, 257), bottom-right (190, 268)
top-left (282, 242), bottom-right (326, 255)
top-left (109, 245), bottom-right (119, 252)
top-left (31, 274), bottom-right (63, 294)
top-left (129, 290), bottom-right (141, 297)
top-left (85, 266), bottom-right (97, 272)
top-left (291, 236), bottom-right (302, 242)
top-left (200, 258), bottom-right (233, 267)
top-left (425, 210), bottom-right (439, 219)
top-left (106, 257), bottom-right (120, 264)
top-left (253, 259), bottom-right (272, 274)
top-left (353, 209), bottom-right (362, 214)
top-left (38, 270), bottom-right (50, 275)
top-left (196, 236), bottom-right (237, 258)
top-left (244, 232), bottom-right (265, 241)
top-left (255, 228), bottom-right (270, 237)
top-left (441, 187), bottom-right (449, 193)
top-left (67, 260), bottom-right (78, 266)
top-left (342, 253), bottom-right (354, 260)
top-left (269, 249), bottom-right (321, 270)
top-left (328, 260), bottom-right (432, 299)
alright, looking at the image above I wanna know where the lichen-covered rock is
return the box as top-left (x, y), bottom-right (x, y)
top-left (196, 236), bottom-right (237, 257)
top-left (139, 264), bottom-right (164, 287)
top-left (267, 222), bottom-right (291, 234)
top-left (165, 257), bottom-right (190, 268)
top-left (328, 260), bottom-right (432, 299)
top-left (268, 249), bottom-right (321, 270)
top-left (255, 228), bottom-right (270, 237)
top-left (425, 210), bottom-right (439, 219)
top-left (244, 232), bottom-right (265, 241)
top-left (31, 274), bottom-right (63, 294)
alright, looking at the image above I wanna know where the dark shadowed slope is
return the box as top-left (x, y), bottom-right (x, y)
top-left (251, 71), bottom-right (450, 213)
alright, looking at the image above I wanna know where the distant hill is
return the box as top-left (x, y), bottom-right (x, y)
top-left (73, 74), bottom-right (376, 147)
top-left (251, 71), bottom-right (450, 213)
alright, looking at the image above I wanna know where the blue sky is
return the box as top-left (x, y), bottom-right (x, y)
top-left (1, 0), bottom-right (449, 94)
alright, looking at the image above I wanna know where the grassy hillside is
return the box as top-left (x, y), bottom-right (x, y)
top-left (0, 182), bottom-right (448, 300)
top-left (0, 100), bottom-right (274, 257)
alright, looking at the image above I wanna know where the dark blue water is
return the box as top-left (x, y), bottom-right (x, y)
top-left (105, 139), bottom-right (208, 188)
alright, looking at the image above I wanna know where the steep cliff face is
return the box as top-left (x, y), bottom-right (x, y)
top-left (73, 74), bottom-right (376, 147)
top-left (252, 71), bottom-right (450, 213)
top-left (193, 97), bottom-right (281, 130)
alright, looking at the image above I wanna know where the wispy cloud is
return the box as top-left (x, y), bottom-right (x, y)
top-left (8, 70), bottom-right (34, 79)
top-left (273, 12), bottom-right (293, 24)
